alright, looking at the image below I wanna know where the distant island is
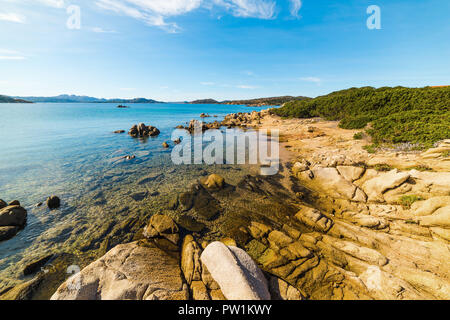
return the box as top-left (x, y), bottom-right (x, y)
top-left (0, 95), bottom-right (32, 103)
top-left (190, 96), bottom-right (311, 107)
top-left (5, 94), bottom-right (162, 104)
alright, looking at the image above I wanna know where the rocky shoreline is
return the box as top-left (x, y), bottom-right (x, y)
top-left (1, 110), bottom-right (449, 300)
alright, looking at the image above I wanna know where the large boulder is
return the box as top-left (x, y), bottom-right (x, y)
top-left (51, 242), bottom-right (189, 300)
top-left (336, 166), bottom-right (366, 182)
top-left (0, 199), bottom-right (7, 209)
top-left (310, 167), bottom-right (365, 202)
top-left (0, 205), bottom-right (27, 227)
top-left (362, 169), bottom-right (410, 202)
top-left (200, 241), bottom-right (270, 300)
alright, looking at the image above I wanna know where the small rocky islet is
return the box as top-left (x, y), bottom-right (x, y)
top-left (1, 110), bottom-right (449, 300)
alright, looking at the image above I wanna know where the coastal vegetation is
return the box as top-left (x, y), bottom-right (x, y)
top-left (221, 96), bottom-right (310, 107)
top-left (0, 95), bottom-right (32, 103)
top-left (272, 86), bottom-right (450, 148)
top-left (190, 96), bottom-right (311, 107)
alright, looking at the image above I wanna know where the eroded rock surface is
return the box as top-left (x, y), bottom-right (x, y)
top-left (51, 241), bottom-right (189, 300)
top-left (201, 241), bottom-right (270, 300)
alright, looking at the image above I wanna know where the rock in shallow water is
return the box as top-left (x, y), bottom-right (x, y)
top-left (143, 214), bottom-right (179, 245)
top-left (202, 174), bottom-right (225, 189)
top-left (128, 123), bottom-right (160, 138)
top-left (200, 241), bottom-right (270, 300)
top-left (46, 196), bottom-right (60, 209)
top-left (0, 226), bottom-right (19, 242)
top-left (0, 205), bottom-right (27, 227)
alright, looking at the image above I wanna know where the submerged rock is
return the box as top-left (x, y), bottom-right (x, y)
top-left (23, 254), bottom-right (54, 276)
top-left (202, 174), bottom-right (225, 189)
top-left (178, 216), bottom-right (205, 233)
top-left (143, 214), bottom-right (179, 245)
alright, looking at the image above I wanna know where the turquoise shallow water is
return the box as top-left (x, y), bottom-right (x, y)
top-left (0, 102), bottom-right (264, 285)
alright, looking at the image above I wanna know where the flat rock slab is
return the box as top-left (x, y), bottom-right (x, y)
top-left (51, 242), bottom-right (188, 300)
top-left (200, 241), bottom-right (270, 300)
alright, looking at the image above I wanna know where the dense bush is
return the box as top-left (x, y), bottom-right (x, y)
top-left (272, 86), bottom-right (450, 148)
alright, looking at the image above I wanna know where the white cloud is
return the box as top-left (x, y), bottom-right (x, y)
top-left (0, 49), bottom-right (26, 60)
top-left (237, 84), bottom-right (258, 89)
top-left (37, 0), bottom-right (65, 8)
top-left (300, 77), bottom-right (321, 84)
top-left (0, 12), bottom-right (26, 23)
top-left (213, 0), bottom-right (276, 19)
top-left (126, 0), bottom-right (203, 15)
top-left (289, 0), bottom-right (301, 18)
top-left (95, 0), bottom-right (278, 32)
top-left (92, 27), bottom-right (117, 33)
top-left (95, 0), bottom-right (202, 33)
top-left (0, 56), bottom-right (26, 60)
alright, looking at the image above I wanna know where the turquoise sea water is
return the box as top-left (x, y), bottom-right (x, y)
top-left (0, 103), bottom-right (264, 286)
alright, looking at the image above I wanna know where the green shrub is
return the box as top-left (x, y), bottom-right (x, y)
top-left (340, 115), bottom-right (375, 129)
top-left (272, 86), bottom-right (450, 149)
top-left (406, 165), bottom-right (432, 172)
top-left (399, 195), bottom-right (423, 208)
top-left (353, 132), bottom-right (364, 140)
top-left (374, 163), bottom-right (392, 172)
top-left (363, 144), bottom-right (377, 154)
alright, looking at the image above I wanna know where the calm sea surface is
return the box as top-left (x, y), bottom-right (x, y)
top-left (0, 102), bottom-right (264, 287)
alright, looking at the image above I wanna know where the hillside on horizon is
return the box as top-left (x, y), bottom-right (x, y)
top-left (0, 95), bottom-right (32, 103)
top-left (190, 96), bottom-right (311, 106)
top-left (9, 94), bottom-right (162, 104)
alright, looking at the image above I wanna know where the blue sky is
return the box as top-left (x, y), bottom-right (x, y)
top-left (0, 0), bottom-right (449, 101)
